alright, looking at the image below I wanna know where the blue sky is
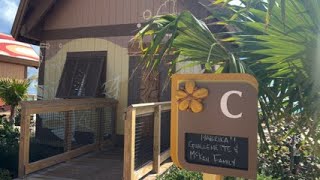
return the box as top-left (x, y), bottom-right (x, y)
top-left (0, 0), bottom-right (39, 95)
top-left (0, 0), bottom-right (19, 34)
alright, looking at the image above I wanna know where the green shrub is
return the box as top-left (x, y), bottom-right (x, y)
top-left (0, 118), bottom-right (19, 178)
top-left (159, 165), bottom-right (284, 180)
top-left (258, 120), bottom-right (320, 179)
top-left (158, 165), bottom-right (202, 180)
top-left (0, 169), bottom-right (12, 180)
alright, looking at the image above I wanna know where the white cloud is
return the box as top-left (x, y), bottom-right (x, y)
top-left (0, 0), bottom-right (19, 24)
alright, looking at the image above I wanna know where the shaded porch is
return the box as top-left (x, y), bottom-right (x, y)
top-left (17, 147), bottom-right (123, 180)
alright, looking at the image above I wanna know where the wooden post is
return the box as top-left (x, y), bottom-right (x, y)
top-left (153, 105), bottom-right (161, 173)
top-left (203, 173), bottom-right (223, 180)
top-left (18, 108), bottom-right (30, 177)
top-left (123, 107), bottom-right (136, 180)
top-left (64, 111), bottom-right (72, 152)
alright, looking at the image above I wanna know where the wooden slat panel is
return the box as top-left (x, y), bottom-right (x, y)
top-left (109, 0), bottom-right (116, 25)
top-left (0, 62), bottom-right (25, 79)
top-left (116, 0), bottom-right (124, 24)
top-left (101, 0), bottom-right (109, 25)
top-left (43, 0), bottom-right (202, 30)
top-left (88, 0), bottom-right (95, 26)
top-left (123, 0), bottom-right (130, 24)
top-left (130, 0), bottom-right (138, 23)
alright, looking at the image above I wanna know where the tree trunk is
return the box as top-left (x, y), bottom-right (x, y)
top-left (9, 105), bottom-right (15, 123)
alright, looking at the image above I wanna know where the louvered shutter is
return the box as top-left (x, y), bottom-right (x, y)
top-left (56, 52), bottom-right (106, 98)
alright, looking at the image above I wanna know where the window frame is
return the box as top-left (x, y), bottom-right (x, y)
top-left (56, 51), bottom-right (107, 99)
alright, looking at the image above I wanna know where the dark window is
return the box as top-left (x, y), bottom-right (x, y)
top-left (56, 51), bottom-right (106, 98)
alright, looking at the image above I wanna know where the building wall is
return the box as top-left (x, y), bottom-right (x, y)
top-left (0, 62), bottom-right (26, 79)
top-left (41, 37), bottom-right (130, 134)
top-left (44, 0), bottom-right (180, 30)
top-left (39, 0), bottom-right (211, 135)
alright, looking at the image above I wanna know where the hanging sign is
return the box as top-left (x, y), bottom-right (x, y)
top-left (171, 74), bottom-right (258, 179)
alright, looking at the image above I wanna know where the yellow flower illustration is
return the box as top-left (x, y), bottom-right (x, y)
top-left (176, 81), bottom-right (208, 113)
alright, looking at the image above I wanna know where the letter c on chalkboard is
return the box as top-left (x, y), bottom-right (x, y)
top-left (220, 90), bottom-right (243, 119)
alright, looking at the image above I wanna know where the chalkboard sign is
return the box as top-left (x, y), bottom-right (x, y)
top-left (185, 133), bottom-right (248, 170)
top-left (171, 74), bottom-right (258, 179)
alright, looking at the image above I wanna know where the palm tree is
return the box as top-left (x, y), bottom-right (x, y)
top-left (133, 0), bottom-right (320, 178)
top-left (0, 78), bottom-right (30, 122)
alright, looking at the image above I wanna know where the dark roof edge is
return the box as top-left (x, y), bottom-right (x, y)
top-left (11, 0), bottom-right (30, 39)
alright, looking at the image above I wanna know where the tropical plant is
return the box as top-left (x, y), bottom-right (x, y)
top-left (0, 78), bottom-right (30, 122)
top-left (0, 118), bottom-right (19, 179)
top-left (157, 165), bottom-right (202, 180)
top-left (133, 0), bottom-right (320, 178)
top-left (0, 169), bottom-right (12, 180)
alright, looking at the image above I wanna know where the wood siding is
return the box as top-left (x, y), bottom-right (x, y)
top-left (0, 62), bottom-right (26, 79)
top-left (43, 0), bottom-right (206, 30)
top-left (41, 37), bottom-right (130, 134)
top-left (39, 0), bottom-right (212, 135)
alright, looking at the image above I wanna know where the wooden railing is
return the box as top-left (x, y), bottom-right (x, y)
top-left (18, 98), bottom-right (118, 177)
top-left (123, 102), bottom-right (171, 180)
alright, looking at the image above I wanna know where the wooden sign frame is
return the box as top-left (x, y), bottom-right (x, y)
top-left (171, 74), bottom-right (258, 179)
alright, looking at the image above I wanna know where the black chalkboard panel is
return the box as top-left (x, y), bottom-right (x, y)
top-left (185, 133), bottom-right (248, 170)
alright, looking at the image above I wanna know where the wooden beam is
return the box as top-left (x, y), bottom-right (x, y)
top-left (142, 161), bottom-right (174, 179)
top-left (153, 105), bottom-right (161, 173)
top-left (135, 161), bottom-right (153, 180)
top-left (160, 150), bottom-right (170, 163)
top-left (136, 106), bottom-right (155, 116)
top-left (133, 101), bottom-right (171, 116)
top-left (161, 103), bottom-right (171, 111)
top-left (123, 107), bottom-right (136, 180)
top-left (41, 23), bottom-right (140, 40)
top-left (20, 98), bottom-right (118, 114)
top-left (25, 143), bottom-right (99, 175)
top-left (18, 108), bottom-right (30, 177)
top-left (131, 101), bottom-right (170, 108)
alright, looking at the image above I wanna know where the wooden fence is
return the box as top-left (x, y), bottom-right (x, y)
top-left (18, 98), bottom-right (118, 177)
top-left (123, 102), bottom-right (171, 180)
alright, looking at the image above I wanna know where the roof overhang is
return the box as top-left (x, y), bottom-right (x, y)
top-left (11, 0), bottom-right (57, 45)
top-left (0, 55), bottom-right (39, 68)
top-left (11, 0), bottom-right (30, 42)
